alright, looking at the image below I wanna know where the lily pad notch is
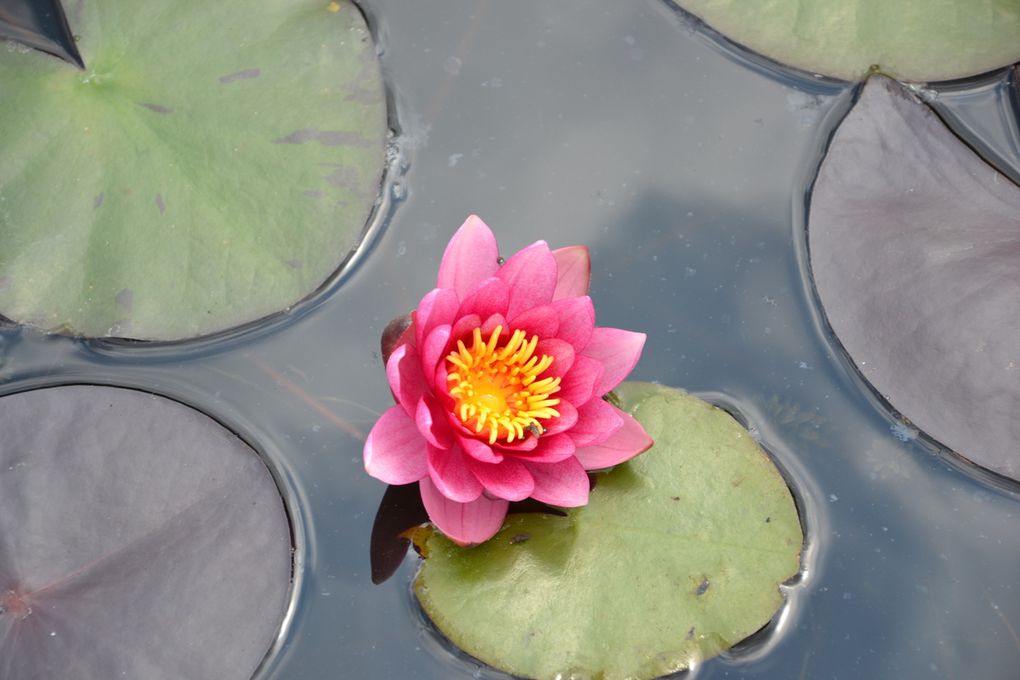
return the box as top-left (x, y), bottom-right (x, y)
top-left (412, 383), bottom-right (805, 680)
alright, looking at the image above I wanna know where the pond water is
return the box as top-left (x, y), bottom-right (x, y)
top-left (3, 1), bottom-right (1020, 678)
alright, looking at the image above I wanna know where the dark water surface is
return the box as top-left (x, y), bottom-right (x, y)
top-left (3, 1), bottom-right (1020, 678)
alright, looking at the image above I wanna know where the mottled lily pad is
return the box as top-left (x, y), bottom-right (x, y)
top-left (809, 75), bottom-right (1020, 482)
top-left (672, 0), bottom-right (1020, 82)
top-left (413, 383), bottom-right (802, 680)
top-left (0, 0), bottom-right (386, 340)
top-left (0, 386), bottom-right (292, 679)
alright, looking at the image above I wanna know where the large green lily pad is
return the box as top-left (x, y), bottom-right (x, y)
top-left (0, 0), bottom-right (386, 340)
top-left (671, 0), bottom-right (1020, 82)
top-left (414, 383), bottom-right (803, 680)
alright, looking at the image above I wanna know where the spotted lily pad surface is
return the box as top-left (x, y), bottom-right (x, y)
top-left (0, 386), bottom-right (292, 679)
top-left (414, 382), bottom-right (802, 680)
top-left (0, 0), bottom-right (386, 340)
top-left (809, 76), bottom-right (1020, 481)
top-left (672, 0), bottom-right (1020, 82)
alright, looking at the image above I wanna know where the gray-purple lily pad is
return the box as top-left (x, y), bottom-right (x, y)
top-left (809, 75), bottom-right (1020, 481)
top-left (0, 386), bottom-right (292, 679)
top-left (0, 0), bottom-right (386, 340)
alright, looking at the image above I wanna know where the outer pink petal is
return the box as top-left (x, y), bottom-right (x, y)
top-left (416, 396), bottom-right (453, 449)
top-left (427, 443), bottom-right (483, 502)
top-left (573, 408), bottom-right (653, 470)
top-left (583, 328), bottom-right (646, 395)
top-left (458, 277), bottom-right (510, 321)
top-left (569, 397), bottom-right (624, 447)
top-left (420, 476), bottom-right (509, 546)
top-left (386, 343), bottom-right (427, 417)
top-left (508, 305), bottom-right (559, 340)
top-left (437, 215), bottom-right (501, 300)
top-left (557, 355), bottom-right (604, 407)
top-left (524, 457), bottom-right (590, 507)
top-left (514, 433), bottom-right (576, 463)
top-left (535, 338), bottom-right (575, 378)
top-left (496, 241), bottom-right (558, 319)
top-left (549, 296), bottom-right (595, 352)
top-left (551, 245), bottom-right (591, 299)
top-left (459, 434), bottom-right (504, 463)
top-left (420, 324), bottom-right (452, 377)
top-left (413, 288), bottom-right (459, 350)
top-left (542, 400), bottom-right (578, 436)
top-left (364, 406), bottom-right (429, 484)
top-left (464, 457), bottom-right (535, 501)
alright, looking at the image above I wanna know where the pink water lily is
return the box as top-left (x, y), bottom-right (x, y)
top-left (364, 216), bottom-right (652, 545)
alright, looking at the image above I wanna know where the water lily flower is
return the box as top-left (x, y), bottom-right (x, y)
top-left (364, 216), bottom-right (653, 545)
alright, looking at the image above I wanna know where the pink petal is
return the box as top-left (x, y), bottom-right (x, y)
top-left (420, 476), bottom-right (509, 546)
top-left (496, 241), bottom-right (558, 319)
top-left (535, 338), bottom-right (575, 378)
top-left (551, 245), bottom-right (591, 299)
top-left (583, 327), bottom-right (646, 395)
top-left (386, 343), bottom-right (427, 417)
top-left (542, 400), bottom-right (578, 436)
top-left (480, 313), bottom-right (507, 337)
top-left (549, 296), bottom-right (595, 352)
top-left (413, 288), bottom-right (459, 350)
top-left (557, 355), bottom-right (604, 406)
top-left (449, 313), bottom-right (482, 347)
top-left (494, 434), bottom-right (539, 453)
top-left (364, 406), bottom-right (428, 484)
top-left (416, 396), bottom-right (453, 449)
top-left (464, 457), bottom-right (535, 501)
top-left (515, 433), bottom-right (576, 463)
top-left (436, 215), bottom-right (501, 300)
top-left (508, 304), bottom-right (559, 340)
top-left (569, 397), bottom-right (624, 447)
top-left (459, 435), bottom-right (504, 463)
top-left (574, 408), bottom-right (653, 470)
top-left (420, 324), bottom-right (452, 376)
top-left (427, 443), bottom-right (483, 503)
top-left (458, 277), bottom-right (510, 321)
top-left (524, 457), bottom-right (590, 507)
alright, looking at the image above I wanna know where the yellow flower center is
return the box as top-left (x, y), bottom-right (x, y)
top-left (446, 325), bottom-right (561, 445)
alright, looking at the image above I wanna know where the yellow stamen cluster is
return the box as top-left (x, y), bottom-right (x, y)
top-left (446, 325), bottom-right (561, 444)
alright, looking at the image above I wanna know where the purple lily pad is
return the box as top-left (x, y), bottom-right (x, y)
top-left (0, 386), bottom-right (292, 679)
top-left (809, 75), bottom-right (1020, 481)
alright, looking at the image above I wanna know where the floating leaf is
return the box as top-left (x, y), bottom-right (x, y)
top-left (0, 0), bottom-right (386, 340)
top-left (0, 386), bottom-right (292, 679)
top-left (413, 383), bottom-right (802, 680)
top-left (809, 75), bottom-right (1020, 481)
top-left (370, 483), bottom-right (570, 586)
top-left (671, 0), bottom-right (1020, 82)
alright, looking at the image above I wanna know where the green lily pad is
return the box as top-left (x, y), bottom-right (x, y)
top-left (671, 0), bottom-right (1020, 82)
top-left (413, 383), bottom-right (803, 680)
top-left (0, 0), bottom-right (386, 340)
